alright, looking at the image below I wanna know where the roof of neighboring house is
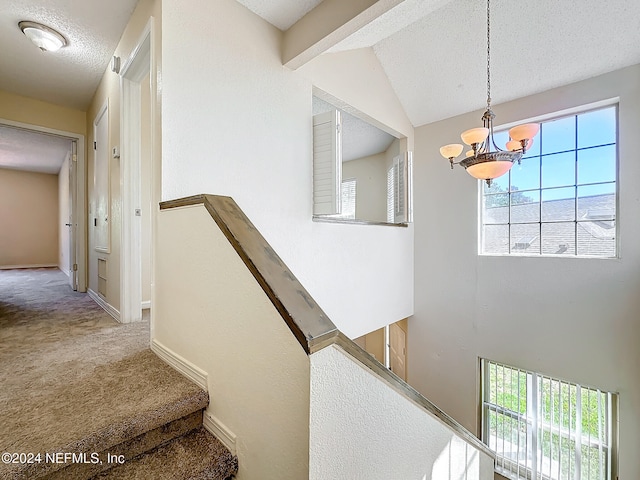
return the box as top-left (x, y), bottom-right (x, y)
top-left (483, 193), bottom-right (616, 257)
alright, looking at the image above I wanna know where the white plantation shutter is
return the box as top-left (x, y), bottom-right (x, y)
top-left (336, 179), bottom-right (356, 219)
top-left (313, 110), bottom-right (342, 215)
top-left (387, 152), bottom-right (413, 223)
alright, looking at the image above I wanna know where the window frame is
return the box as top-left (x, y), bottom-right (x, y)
top-left (479, 358), bottom-right (618, 480)
top-left (479, 102), bottom-right (620, 259)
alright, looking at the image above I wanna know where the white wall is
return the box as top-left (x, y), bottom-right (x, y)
top-left (58, 152), bottom-right (71, 275)
top-left (161, 0), bottom-right (413, 338)
top-left (298, 48), bottom-right (414, 143)
top-left (310, 344), bottom-right (494, 480)
top-left (410, 65), bottom-right (640, 479)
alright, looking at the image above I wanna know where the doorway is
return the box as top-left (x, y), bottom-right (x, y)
top-left (353, 318), bottom-right (408, 382)
top-left (0, 119), bottom-right (86, 290)
top-left (119, 20), bottom-right (154, 324)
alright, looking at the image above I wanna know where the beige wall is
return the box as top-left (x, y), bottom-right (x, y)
top-left (0, 168), bottom-right (58, 268)
top-left (0, 90), bottom-right (86, 135)
top-left (155, 205), bottom-right (310, 479)
top-left (410, 65), bottom-right (640, 479)
top-left (86, 0), bottom-right (161, 313)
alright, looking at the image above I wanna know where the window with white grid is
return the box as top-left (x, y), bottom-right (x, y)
top-left (481, 359), bottom-right (617, 480)
top-left (334, 178), bottom-right (356, 220)
top-left (481, 105), bottom-right (617, 257)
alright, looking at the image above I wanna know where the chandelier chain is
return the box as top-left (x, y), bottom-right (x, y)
top-left (486, 0), bottom-right (491, 108)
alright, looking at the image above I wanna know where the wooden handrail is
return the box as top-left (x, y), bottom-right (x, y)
top-left (160, 194), bottom-right (495, 460)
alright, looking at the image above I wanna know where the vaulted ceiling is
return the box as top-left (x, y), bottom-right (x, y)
top-left (238, 0), bottom-right (640, 126)
top-left (1, 0), bottom-right (639, 139)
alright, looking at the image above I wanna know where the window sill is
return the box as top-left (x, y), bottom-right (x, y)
top-left (312, 216), bottom-right (409, 227)
top-left (479, 253), bottom-right (619, 260)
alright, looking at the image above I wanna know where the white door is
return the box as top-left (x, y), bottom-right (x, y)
top-left (68, 140), bottom-right (78, 290)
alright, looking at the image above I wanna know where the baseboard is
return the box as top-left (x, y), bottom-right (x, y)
top-left (141, 300), bottom-right (151, 310)
top-left (203, 412), bottom-right (237, 456)
top-left (87, 288), bottom-right (121, 322)
top-left (150, 339), bottom-right (208, 391)
top-left (0, 263), bottom-right (57, 270)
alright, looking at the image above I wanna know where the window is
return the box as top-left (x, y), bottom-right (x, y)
top-left (312, 98), bottom-right (412, 224)
top-left (481, 359), bottom-right (617, 480)
top-left (386, 153), bottom-right (413, 224)
top-left (335, 179), bottom-right (356, 220)
top-left (481, 106), bottom-right (617, 257)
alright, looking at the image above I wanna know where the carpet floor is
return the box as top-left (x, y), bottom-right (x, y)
top-left (0, 268), bottom-right (215, 479)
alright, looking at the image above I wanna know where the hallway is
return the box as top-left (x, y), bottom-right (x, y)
top-left (0, 268), bottom-right (230, 479)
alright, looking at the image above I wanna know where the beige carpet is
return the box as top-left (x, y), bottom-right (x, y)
top-left (0, 268), bottom-right (214, 479)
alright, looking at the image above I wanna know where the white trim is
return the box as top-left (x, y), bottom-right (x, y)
top-left (119, 18), bottom-right (153, 324)
top-left (150, 339), bottom-right (208, 390)
top-left (141, 300), bottom-right (151, 310)
top-left (203, 412), bottom-right (237, 456)
top-left (88, 288), bottom-right (121, 322)
top-left (494, 97), bottom-right (620, 131)
top-left (0, 118), bottom-right (87, 293)
top-left (0, 264), bottom-right (57, 270)
top-left (93, 99), bottom-right (111, 254)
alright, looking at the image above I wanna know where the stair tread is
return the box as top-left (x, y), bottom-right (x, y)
top-left (93, 428), bottom-right (238, 480)
top-left (2, 349), bottom-right (209, 480)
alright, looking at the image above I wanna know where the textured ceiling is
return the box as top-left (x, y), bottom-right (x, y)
top-left (375, 0), bottom-right (640, 126)
top-left (234, 0), bottom-right (323, 30)
top-left (0, 0), bottom-right (139, 110)
top-left (313, 96), bottom-right (396, 162)
top-left (241, 0), bottom-right (640, 127)
top-left (0, 125), bottom-right (73, 174)
top-left (1, 0), bottom-right (638, 127)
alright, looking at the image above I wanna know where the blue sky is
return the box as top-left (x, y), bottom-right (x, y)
top-left (487, 106), bottom-right (616, 200)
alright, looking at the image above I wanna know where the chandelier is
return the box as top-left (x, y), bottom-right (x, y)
top-left (439, 0), bottom-right (539, 186)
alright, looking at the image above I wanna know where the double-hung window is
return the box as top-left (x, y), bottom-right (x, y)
top-left (481, 359), bottom-right (617, 480)
top-left (481, 105), bottom-right (617, 257)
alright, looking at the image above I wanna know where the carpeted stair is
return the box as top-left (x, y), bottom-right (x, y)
top-left (0, 269), bottom-right (238, 480)
top-left (2, 349), bottom-right (237, 480)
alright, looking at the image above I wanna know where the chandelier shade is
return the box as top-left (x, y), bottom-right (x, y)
top-left (439, 0), bottom-right (538, 186)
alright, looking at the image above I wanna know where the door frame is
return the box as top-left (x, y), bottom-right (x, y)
top-left (0, 118), bottom-right (87, 291)
top-left (119, 18), bottom-right (155, 324)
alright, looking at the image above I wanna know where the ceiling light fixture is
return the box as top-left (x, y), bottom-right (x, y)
top-left (19, 21), bottom-right (68, 52)
top-left (439, 0), bottom-right (539, 186)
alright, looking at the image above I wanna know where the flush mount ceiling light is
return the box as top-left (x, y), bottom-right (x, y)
top-left (439, 0), bottom-right (539, 186)
top-left (19, 21), bottom-right (68, 52)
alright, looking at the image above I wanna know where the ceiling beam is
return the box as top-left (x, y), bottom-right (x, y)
top-left (282, 0), bottom-right (406, 70)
